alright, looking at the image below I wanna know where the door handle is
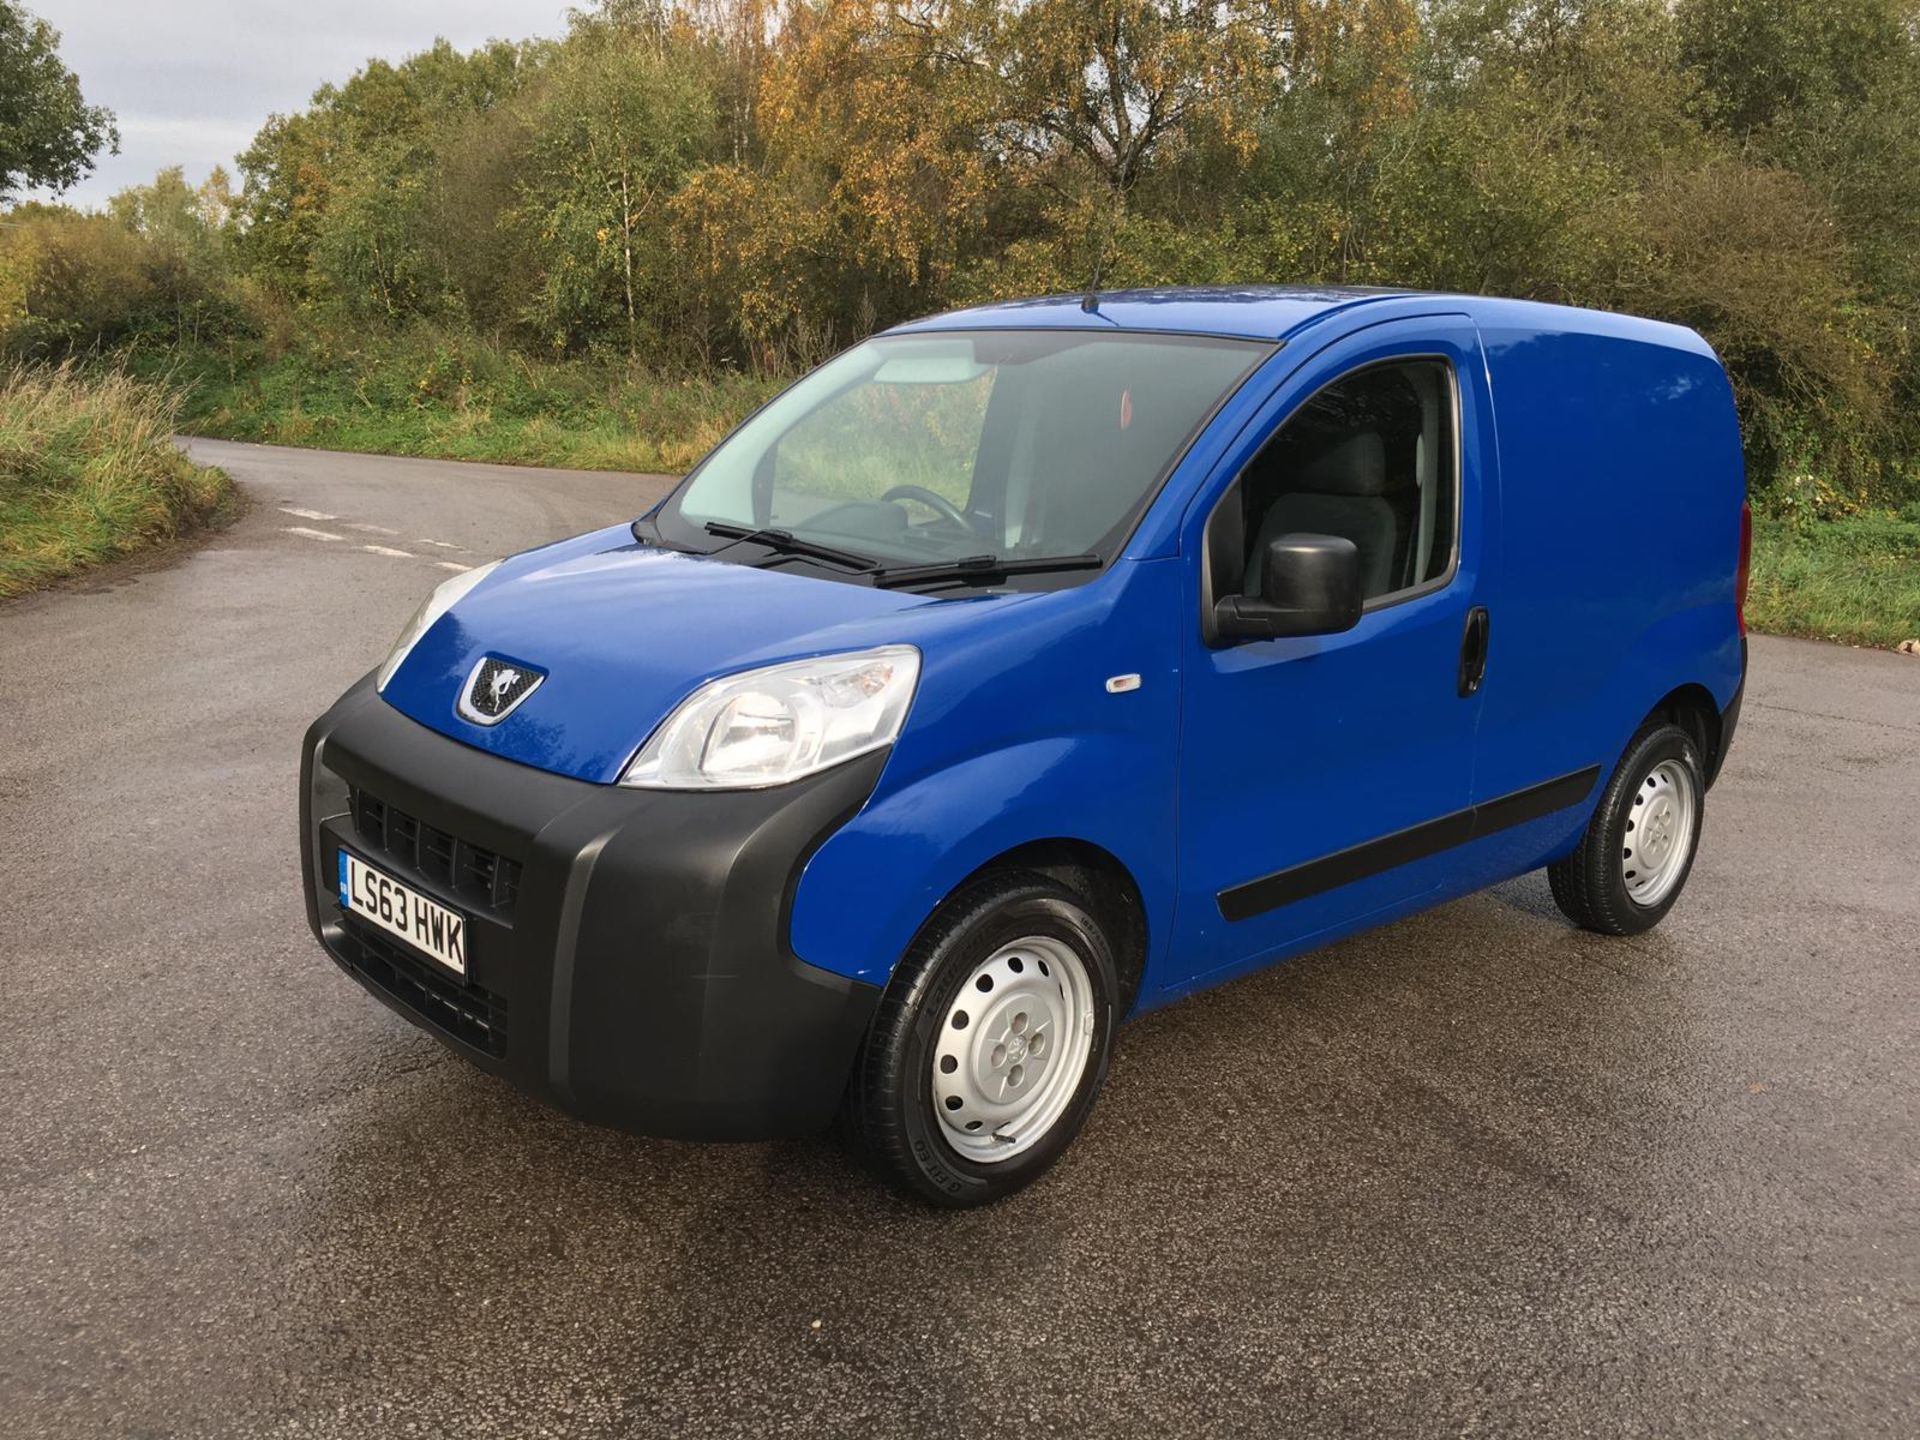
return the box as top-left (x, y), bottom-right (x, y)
top-left (1458, 606), bottom-right (1490, 697)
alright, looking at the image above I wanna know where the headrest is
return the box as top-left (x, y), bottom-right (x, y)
top-left (1295, 431), bottom-right (1388, 497)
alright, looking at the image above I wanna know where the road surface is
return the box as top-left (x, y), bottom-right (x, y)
top-left (2, 439), bottom-right (1916, 1437)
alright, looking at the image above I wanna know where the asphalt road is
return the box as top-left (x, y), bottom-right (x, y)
top-left (3, 438), bottom-right (1916, 1438)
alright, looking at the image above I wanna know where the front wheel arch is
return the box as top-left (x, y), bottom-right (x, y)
top-left (944, 839), bottom-right (1149, 1015)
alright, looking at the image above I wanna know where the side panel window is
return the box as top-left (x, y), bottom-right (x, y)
top-left (1232, 359), bottom-right (1458, 604)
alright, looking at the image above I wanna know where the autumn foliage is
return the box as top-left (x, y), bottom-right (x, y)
top-left (5, 0), bottom-right (1920, 505)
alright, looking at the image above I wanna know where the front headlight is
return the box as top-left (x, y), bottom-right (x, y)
top-left (375, 561), bottom-right (501, 692)
top-left (620, 645), bottom-right (920, 790)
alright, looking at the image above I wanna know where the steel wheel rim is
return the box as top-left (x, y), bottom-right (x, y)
top-left (930, 935), bottom-right (1095, 1164)
top-left (1623, 758), bottom-right (1696, 907)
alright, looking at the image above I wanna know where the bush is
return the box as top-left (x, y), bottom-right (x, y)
top-left (1, 178), bottom-right (257, 361)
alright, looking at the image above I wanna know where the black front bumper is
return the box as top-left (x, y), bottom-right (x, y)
top-left (299, 679), bottom-right (886, 1140)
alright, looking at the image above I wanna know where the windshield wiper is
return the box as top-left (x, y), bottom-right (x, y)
top-left (872, 553), bottom-right (1104, 590)
top-left (702, 521), bottom-right (881, 574)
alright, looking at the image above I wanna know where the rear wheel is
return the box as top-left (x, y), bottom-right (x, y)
top-left (842, 873), bottom-right (1117, 1207)
top-left (1549, 721), bottom-right (1705, 935)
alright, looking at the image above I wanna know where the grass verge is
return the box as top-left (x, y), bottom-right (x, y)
top-left (1, 365), bottom-right (235, 601)
top-left (1748, 511), bottom-right (1920, 650)
top-left (158, 334), bottom-right (782, 474)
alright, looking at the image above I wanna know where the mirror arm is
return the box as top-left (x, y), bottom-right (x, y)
top-left (1214, 595), bottom-right (1298, 641)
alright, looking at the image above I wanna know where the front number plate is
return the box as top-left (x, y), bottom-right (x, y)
top-left (338, 850), bottom-right (468, 977)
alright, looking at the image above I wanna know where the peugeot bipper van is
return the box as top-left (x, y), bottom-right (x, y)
top-left (300, 288), bottom-right (1749, 1206)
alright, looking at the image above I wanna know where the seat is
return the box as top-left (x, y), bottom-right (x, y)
top-left (1026, 352), bottom-right (1173, 551)
top-left (1245, 431), bottom-right (1397, 597)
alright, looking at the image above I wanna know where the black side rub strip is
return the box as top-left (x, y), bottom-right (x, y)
top-left (1217, 766), bottom-right (1602, 922)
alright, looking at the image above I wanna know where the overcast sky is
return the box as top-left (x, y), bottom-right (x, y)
top-left (25, 0), bottom-right (576, 208)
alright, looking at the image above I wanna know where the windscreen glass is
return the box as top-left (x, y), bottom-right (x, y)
top-left (659, 330), bottom-right (1268, 567)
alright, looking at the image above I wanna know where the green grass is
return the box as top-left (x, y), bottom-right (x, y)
top-left (155, 331), bottom-right (783, 475)
top-left (1747, 510), bottom-right (1920, 649)
top-left (0, 365), bottom-right (235, 601)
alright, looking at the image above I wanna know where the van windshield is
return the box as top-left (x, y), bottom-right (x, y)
top-left (655, 329), bottom-right (1268, 579)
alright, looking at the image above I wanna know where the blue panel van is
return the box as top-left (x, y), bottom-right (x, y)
top-left (300, 288), bottom-right (1750, 1205)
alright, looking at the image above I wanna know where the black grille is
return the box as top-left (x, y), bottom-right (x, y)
top-left (348, 787), bottom-right (522, 912)
top-left (334, 920), bottom-right (509, 1058)
top-left (464, 656), bottom-right (544, 721)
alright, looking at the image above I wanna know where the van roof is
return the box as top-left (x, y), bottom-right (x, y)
top-left (888, 285), bottom-right (1712, 356)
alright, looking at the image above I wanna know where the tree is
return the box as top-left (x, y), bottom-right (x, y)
top-left (514, 11), bottom-right (718, 355)
top-left (977, 0), bottom-right (1264, 197)
top-left (0, 0), bottom-right (116, 200)
top-left (105, 166), bottom-right (239, 345)
top-left (235, 39), bottom-right (535, 315)
top-left (1676, 0), bottom-right (1916, 141)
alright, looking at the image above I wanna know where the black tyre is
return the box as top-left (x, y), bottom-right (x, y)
top-left (842, 872), bottom-right (1118, 1207)
top-left (1549, 721), bottom-right (1705, 936)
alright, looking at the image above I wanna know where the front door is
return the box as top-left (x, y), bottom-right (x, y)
top-left (1167, 317), bottom-right (1497, 992)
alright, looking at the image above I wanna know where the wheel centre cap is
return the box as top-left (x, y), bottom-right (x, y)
top-left (1005, 1033), bottom-right (1030, 1065)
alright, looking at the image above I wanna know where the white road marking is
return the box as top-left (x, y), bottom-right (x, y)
top-left (416, 538), bottom-right (464, 550)
top-left (360, 544), bottom-right (416, 559)
top-left (278, 506), bottom-right (336, 521)
top-left (282, 526), bottom-right (343, 542)
top-left (346, 522), bottom-right (400, 535)
top-left (434, 561), bottom-right (472, 573)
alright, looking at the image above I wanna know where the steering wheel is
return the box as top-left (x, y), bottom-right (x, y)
top-left (880, 485), bottom-right (973, 533)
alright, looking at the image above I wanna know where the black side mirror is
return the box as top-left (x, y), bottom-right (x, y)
top-left (1214, 533), bottom-right (1364, 641)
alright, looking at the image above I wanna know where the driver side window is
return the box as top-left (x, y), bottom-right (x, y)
top-left (1236, 359), bottom-right (1457, 604)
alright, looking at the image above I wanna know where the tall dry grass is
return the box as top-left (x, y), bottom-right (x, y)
top-left (0, 365), bottom-right (233, 600)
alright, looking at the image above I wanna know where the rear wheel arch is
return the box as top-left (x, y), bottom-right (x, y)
top-left (1644, 682), bottom-right (1724, 784)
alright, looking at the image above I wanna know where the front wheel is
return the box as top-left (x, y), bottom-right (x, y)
top-left (1549, 721), bottom-right (1706, 935)
top-left (842, 873), bottom-right (1117, 1207)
